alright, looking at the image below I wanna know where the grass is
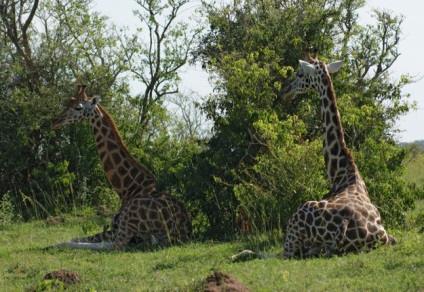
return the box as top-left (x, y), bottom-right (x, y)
top-left (1, 201), bottom-right (424, 291)
top-left (404, 149), bottom-right (424, 188)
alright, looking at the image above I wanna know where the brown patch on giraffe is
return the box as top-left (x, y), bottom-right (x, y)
top-left (107, 141), bottom-right (118, 151)
top-left (339, 157), bottom-right (347, 168)
top-left (123, 176), bottom-right (132, 187)
top-left (322, 76), bottom-right (329, 86)
top-left (332, 113), bottom-right (340, 128)
top-left (111, 173), bottom-right (121, 189)
top-left (130, 167), bottom-right (138, 179)
top-left (332, 215), bottom-right (343, 225)
top-left (97, 141), bottom-right (105, 149)
top-left (331, 143), bottom-right (339, 156)
top-left (161, 208), bottom-right (171, 221)
top-left (330, 159), bottom-right (337, 178)
top-left (112, 152), bottom-right (121, 164)
top-left (327, 128), bottom-right (336, 144)
top-left (123, 160), bottom-right (131, 169)
top-left (306, 212), bottom-right (314, 225)
top-left (323, 211), bottom-right (332, 221)
top-left (154, 220), bottom-right (163, 229)
top-left (139, 210), bottom-right (148, 220)
top-left (322, 96), bottom-right (329, 108)
top-left (327, 222), bottom-right (337, 232)
top-left (204, 271), bottom-right (250, 292)
top-left (103, 157), bottom-right (113, 172)
top-left (101, 126), bottom-right (108, 136)
top-left (107, 131), bottom-right (115, 140)
top-left (118, 166), bottom-right (127, 176)
top-left (325, 111), bottom-right (331, 125)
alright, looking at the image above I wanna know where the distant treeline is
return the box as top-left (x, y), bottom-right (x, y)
top-left (401, 140), bottom-right (424, 150)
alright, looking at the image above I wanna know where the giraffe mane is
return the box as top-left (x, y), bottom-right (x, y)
top-left (97, 104), bottom-right (157, 180)
top-left (321, 63), bottom-right (358, 174)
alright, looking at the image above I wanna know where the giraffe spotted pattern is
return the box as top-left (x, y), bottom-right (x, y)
top-left (51, 85), bottom-right (191, 249)
top-left (280, 50), bottom-right (396, 258)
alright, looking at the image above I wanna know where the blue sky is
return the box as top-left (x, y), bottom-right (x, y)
top-left (95, 0), bottom-right (423, 142)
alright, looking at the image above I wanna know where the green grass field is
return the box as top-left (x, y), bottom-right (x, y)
top-left (1, 200), bottom-right (424, 291)
top-left (1, 152), bottom-right (424, 291)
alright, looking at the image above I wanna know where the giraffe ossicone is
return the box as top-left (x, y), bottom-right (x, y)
top-left (50, 85), bottom-right (192, 250)
top-left (279, 50), bottom-right (397, 258)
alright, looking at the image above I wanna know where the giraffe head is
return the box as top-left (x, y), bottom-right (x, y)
top-left (283, 50), bottom-right (344, 100)
top-left (52, 85), bottom-right (101, 129)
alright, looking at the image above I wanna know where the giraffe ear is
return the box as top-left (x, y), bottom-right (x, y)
top-left (299, 60), bottom-right (316, 74)
top-left (327, 60), bottom-right (344, 74)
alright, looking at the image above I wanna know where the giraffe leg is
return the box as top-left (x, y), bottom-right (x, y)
top-left (51, 226), bottom-right (115, 249)
top-left (283, 235), bottom-right (307, 258)
top-left (304, 245), bottom-right (325, 257)
top-left (52, 229), bottom-right (125, 250)
top-left (326, 218), bottom-right (349, 257)
top-left (109, 227), bottom-right (136, 249)
top-left (71, 230), bottom-right (114, 243)
top-left (53, 241), bottom-right (114, 250)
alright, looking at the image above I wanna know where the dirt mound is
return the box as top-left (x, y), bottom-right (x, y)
top-left (204, 270), bottom-right (250, 292)
top-left (43, 269), bottom-right (81, 285)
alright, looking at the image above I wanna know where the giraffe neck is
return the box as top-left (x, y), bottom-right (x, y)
top-left (90, 104), bottom-right (157, 202)
top-left (318, 69), bottom-right (366, 197)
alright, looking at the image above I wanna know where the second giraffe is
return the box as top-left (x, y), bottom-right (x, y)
top-left (280, 49), bottom-right (397, 258)
top-left (51, 85), bottom-right (192, 250)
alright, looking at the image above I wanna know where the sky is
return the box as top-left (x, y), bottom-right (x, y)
top-left (94, 0), bottom-right (423, 142)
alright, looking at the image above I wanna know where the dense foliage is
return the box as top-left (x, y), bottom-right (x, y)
top-left (0, 0), bottom-right (202, 219)
top-left (0, 0), bottom-right (421, 238)
top-left (187, 0), bottom-right (420, 236)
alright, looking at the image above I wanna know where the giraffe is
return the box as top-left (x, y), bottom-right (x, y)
top-left (279, 49), bottom-right (397, 258)
top-left (51, 85), bottom-right (192, 250)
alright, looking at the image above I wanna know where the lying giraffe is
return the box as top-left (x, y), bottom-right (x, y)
top-left (280, 50), bottom-right (397, 257)
top-left (51, 85), bottom-right (192, 250)
top-left (232, 50), bottom-right (397, 260)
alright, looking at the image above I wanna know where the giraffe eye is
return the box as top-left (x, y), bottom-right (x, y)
top-left (75, 107), bottom-right (83, 111)
top-left (297, 72), bottom-right (304, 78)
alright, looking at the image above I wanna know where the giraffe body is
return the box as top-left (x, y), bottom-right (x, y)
top-left (284, 185), bottom-right (394, 258)
top-left (51, 85), bottom-right (191, 249)
top-left (281, 50), bottom-right (396, 258)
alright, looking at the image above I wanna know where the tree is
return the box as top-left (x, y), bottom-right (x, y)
top-left (188, 0), bottom-right (418, 237)
top-left (125, 0), bottom-right (202, 142)
top-left (0, 0), bottom-right (207, 222)
top-left (0, 0), bottom-right (135, 218)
